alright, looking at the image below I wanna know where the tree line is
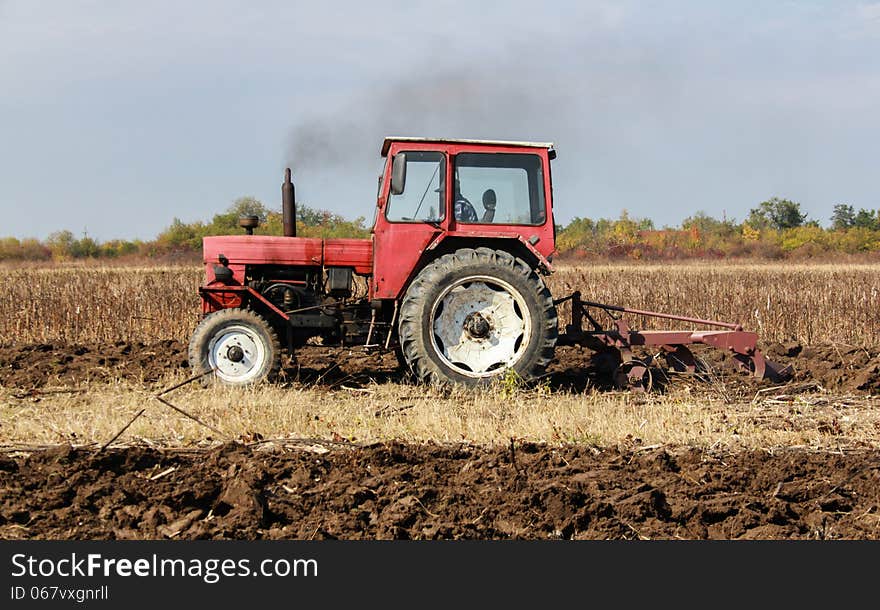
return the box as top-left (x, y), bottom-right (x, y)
top-left (0, 196), bottom-right (877, 262)
top-left (0, 198), bottom-right (371, 262)
top-left (559, 198), bottom-right (880, 259)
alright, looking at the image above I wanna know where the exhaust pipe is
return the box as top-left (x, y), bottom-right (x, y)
top-left (282, 167), bottom-right (296, 237)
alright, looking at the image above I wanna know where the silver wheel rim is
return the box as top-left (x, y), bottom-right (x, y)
top-left (207, 324), bottom-right (267, 384)
top-left (430, 275), bottom-right (532, 378)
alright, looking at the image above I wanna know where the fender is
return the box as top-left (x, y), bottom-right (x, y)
top-left (426, 231), bottom-right (554, 273)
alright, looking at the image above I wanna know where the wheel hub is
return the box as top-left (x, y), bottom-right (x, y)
top-left (464, 312), bottom-right (491, 339)
top-left (207, 325), bottom-right (267, 383)
top-left (431, 277), bottom-right (531, 377)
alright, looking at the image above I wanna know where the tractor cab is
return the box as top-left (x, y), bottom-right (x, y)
top-left (371, 137), bottom-right (557, 300)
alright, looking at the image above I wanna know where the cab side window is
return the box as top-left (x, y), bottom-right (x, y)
top-left (385, 151), bottom-right (446, 222)
top-left (453, 153), bottom-right (545, 225)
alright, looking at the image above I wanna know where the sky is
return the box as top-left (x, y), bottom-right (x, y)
top-left (1, 0), bottom-right (878, 241)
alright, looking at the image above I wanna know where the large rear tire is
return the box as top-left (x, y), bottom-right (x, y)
top-left (188, 308), bottom-right (281, 386)
top-left (398, 248), bottom-right (557, 386)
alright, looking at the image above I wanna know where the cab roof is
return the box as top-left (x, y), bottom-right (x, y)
top-left (381, 136), bottom-right (556, 158)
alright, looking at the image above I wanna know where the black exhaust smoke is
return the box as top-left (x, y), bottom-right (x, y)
top-left (282, 167), bottom-right (296, 237)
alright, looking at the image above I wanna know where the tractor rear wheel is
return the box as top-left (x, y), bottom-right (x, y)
top-left (398, 248), bottom-right (557, 386)
top-left (188, 308), bottom-right (281, 386)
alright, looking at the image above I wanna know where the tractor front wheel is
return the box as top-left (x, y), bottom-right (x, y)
top-left (398, 248), bottom-right (557, 386)
top-left (188, 308), bottom-right (281, 386)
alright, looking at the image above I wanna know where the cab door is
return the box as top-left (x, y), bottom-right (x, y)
top-left (371, 147), bottom-right (449, 300)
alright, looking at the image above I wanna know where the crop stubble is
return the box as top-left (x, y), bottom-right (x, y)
top-left (1, 262), bottom-right (878, 346)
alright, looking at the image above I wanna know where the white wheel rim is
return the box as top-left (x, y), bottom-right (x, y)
top-left (430, 275), bottom-right (532, 378)
top-left (207, 324), bottom-right (267, 383)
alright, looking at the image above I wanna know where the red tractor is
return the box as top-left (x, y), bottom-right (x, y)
top-left (189, 137), bottom-right (789, 389)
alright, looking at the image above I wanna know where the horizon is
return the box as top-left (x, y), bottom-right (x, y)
top-left (2, 195), bottom-right (873, 248)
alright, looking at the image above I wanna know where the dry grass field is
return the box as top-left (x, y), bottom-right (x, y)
top-left (3, 374), bottom-right (878, 452)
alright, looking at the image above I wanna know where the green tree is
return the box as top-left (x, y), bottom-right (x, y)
top-left (156, 218), bottom-right (203, 250)
top-left (747, 197), bottom-right (807, 230)
top-left (99, 239), bottom-right (140, 258)
top-left (853, 208), bottom-right (879, 231)
top-left (297, 204), bottom-right (329, 227)
top-left (681, 211), bottom-right (738, 237)
top-left (69, 235), bottom-right (100, 258)
top-left (830, 204), bottom-right (855, 230)
top-left (46, 230), bottom-right (75, 260)
top-left (203, 196), bottom-right (271, 236)
top-left (556, 217), bottom-right (597, 252)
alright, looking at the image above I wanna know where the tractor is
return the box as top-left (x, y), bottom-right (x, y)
top-left (189, 137), bottom-right (789, 389)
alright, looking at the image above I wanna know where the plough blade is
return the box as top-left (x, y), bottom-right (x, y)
top-left (763, 358), bottom-right (794, 382)
top-left (736, 351), bottom-right (794, 383)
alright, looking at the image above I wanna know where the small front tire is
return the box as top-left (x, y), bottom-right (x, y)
top-left (188, 308), bottom-right (281, 386)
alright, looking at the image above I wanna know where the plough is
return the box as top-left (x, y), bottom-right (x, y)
top-left (555, 291), bottom-right (793, 391)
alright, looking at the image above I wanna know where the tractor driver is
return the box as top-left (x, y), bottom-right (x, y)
top-left (453, 180), bottom-right (497, 224)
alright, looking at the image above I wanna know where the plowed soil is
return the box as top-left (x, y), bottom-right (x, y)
top-left (1, 340), bottom-right (878, 394)
top-left (1, 442), bottom-right (878, 540)
top-left (2, 341), bottom-right (880, 540)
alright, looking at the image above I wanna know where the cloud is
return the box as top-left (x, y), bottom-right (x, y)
top-left (836, 2), bottom-right (880, 39)
top-left (856, 2), bottom-right (880, 21)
